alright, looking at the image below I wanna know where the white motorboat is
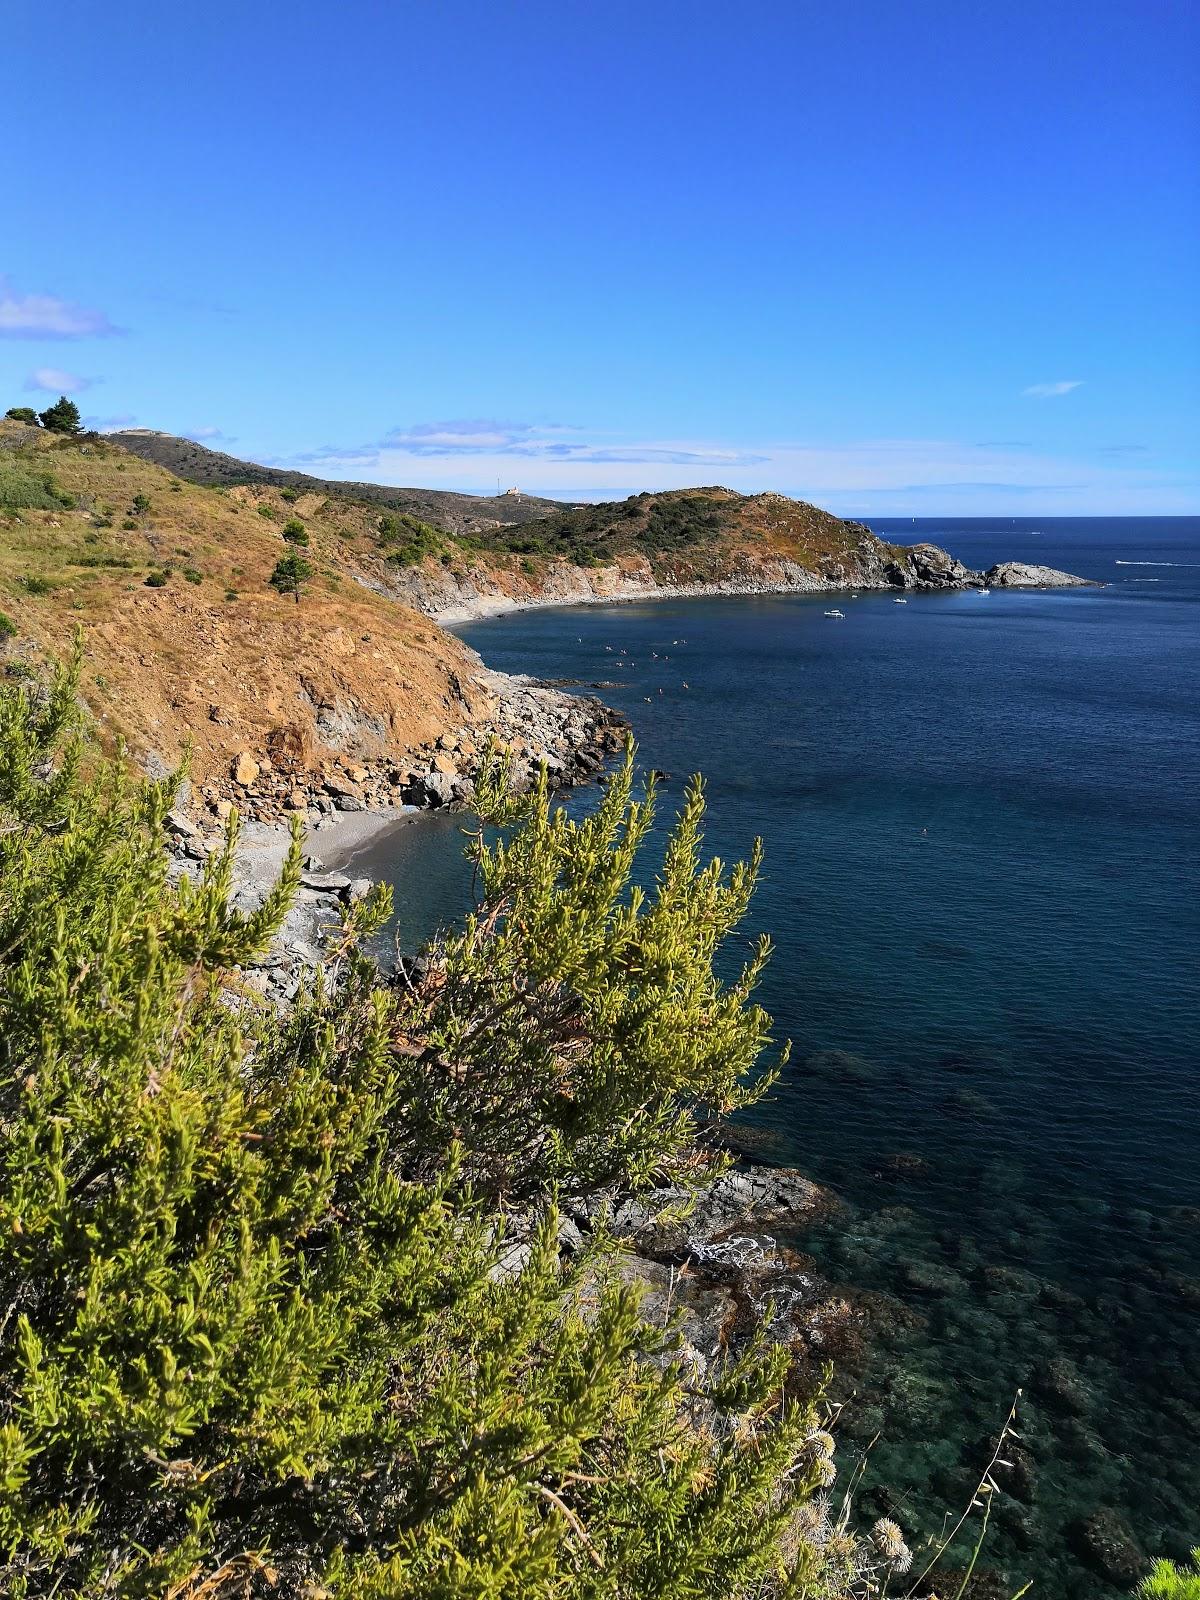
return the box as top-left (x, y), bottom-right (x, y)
top-left (894, 597), bottom-right (908, 604)
top-left (823, 608), bottom-right (845, 619)
top-left (979, 586), bottom-right (990, 595)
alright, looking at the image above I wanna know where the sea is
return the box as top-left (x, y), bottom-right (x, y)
top-left (341, 517), bottom-right (1200, 1596)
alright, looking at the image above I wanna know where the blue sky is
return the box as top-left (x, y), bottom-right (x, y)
top-left (5, 0), bottom-right (1198, 513)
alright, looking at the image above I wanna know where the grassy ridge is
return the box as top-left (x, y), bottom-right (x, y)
top-left (107, 428), bottom-right (563, 536)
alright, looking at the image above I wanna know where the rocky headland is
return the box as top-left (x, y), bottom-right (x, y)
top-left (385, 537), bottom-right (1096, 625)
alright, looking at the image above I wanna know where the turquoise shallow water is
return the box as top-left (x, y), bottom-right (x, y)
top-left (346, 518), bottom-right (1200, 1594)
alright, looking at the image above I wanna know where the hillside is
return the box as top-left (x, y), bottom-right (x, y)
top-left (0, 421), bottom-right (619, 820)
top-left (108, 429), bottom-right (564, 537)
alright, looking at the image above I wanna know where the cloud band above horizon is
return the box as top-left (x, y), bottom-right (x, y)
top-left (264, 421), bottom-right (1194, 516)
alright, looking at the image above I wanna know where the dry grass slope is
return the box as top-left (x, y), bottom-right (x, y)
top-left (0, 422), bottom-right (498, 791)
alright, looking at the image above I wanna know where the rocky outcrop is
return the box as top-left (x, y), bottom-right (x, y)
top-left (475, 1161), bottom-right (849, 1379)
top-left (397, 676), bottom-right (626, 809)
top-left (983, 561), bottom-right (1097, 588)
top-left (568, 1166), bottom-right (831, 1257)
top-left (184, 667), bottom-right (627, 830)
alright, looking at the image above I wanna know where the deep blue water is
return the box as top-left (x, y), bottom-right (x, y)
top-left (344, 518), bottom-right (1200, 1594)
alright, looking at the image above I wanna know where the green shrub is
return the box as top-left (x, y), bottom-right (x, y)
top-left (467, 493), bottom-right (728, 569)
top-left (121, 518), bottom-right (137, 530)
top-left (257, 503), bottom-right (277, 520)
top-left (1139, 1550), bottom-right (1200, 1598)
top-left (0, 612), bottom-right (16, 641)
top-left (377, 511), bottom-right (444, 566)
top-left (281, 517), bottom-right (309, 546)
top-left (144, 570), bottom-right (168, 588)
top-left (0, 650), bottom-right (866, 1600)
top-left (223, 588), bottom-right (239, 601)
top-left (0, 462), bottom-right (61, 512)
top-left (182, 567), bottom-right (203, 584)
top-left (19, 576), bottom-right (55, 596)
top-left (398, 751), bottom-right (785, 1201)
top-left (130, 493), bottom-right (151, 515)
top-left (280, 485), bottom-right (299, 502)
top-left (4, 406), bottom-right (40, 425)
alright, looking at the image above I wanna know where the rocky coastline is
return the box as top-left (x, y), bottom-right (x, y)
top-left (184, 668), bottom-right (627, 833)
top-left (382, 541), bottom-right (1098, 626)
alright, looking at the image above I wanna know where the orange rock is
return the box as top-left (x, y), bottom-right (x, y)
top-left (232, 751), bottom-right (260, 786)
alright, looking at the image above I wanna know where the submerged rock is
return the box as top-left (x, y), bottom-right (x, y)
top-left (1069, 1507), bottom-right (1147, 1588)
top-left (1035, 1355), bottom-right (1094, 1416)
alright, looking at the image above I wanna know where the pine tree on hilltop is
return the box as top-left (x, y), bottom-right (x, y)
top-left (36, 395), bottom-right (83, 434)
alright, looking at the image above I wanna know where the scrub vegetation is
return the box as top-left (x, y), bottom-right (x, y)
top-left (0, 642), bottom-right (930, 1598)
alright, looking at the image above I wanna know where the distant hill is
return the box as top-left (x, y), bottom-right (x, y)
top-left (106, 430), bottom-right (564, 537)
top-left (101, 431), bottom-right (990, 622)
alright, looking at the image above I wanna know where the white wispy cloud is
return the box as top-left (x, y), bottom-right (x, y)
top-left (382, 420), bottom-right (542, 453)
top-left (88, 413), bottom-right (137, 431)
top-left (0, 277), bottom-right (120, 339)
top-left (288, 419), bottom-right (768, 472)
top-left (24, 367), bottom-right (95, 394)
top-left (1022, 380), bottom-right (1083, 398)
top-left (271, 427), bottom-right (1194, 515)
top-left (183, 426), bottom-right (233, 442)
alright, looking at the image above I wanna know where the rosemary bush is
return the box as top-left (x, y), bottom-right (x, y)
top-left (0, 642), bottom-right (869, 1599)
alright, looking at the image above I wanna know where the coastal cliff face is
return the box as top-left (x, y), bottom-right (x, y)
top-left (357, 492), bottom-right (1091, 623)
top-left (377, 535), bottom-right (992, 623)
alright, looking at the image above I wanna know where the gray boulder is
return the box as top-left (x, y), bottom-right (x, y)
top-left (300, 871), bottom-right (352, 893)
top-left (402, 770), bottom-right (457, 809)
